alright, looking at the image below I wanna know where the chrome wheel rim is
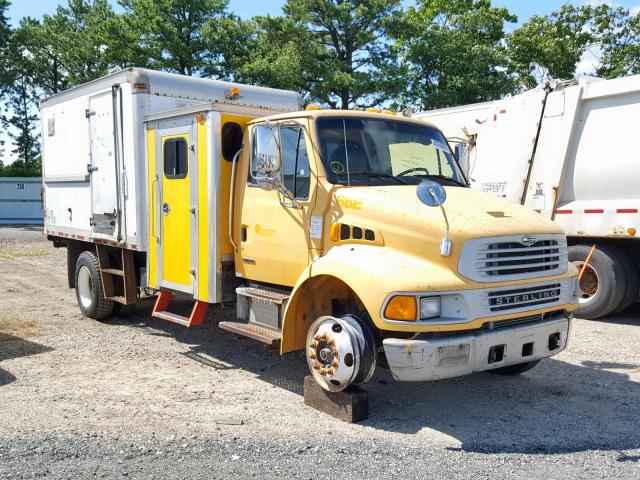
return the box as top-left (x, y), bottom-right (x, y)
top-left (77, 266), bottom-right (94, 309)
top-left (306, 315), bottom-right (376, 392)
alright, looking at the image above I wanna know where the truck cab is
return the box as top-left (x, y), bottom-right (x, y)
top-left (228, 109), bottom-right (578, 391)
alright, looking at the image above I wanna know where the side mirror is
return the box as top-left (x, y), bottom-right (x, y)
top-left (416, 179), bottom-right (447, 207)
top-left (256, 150), bottom-right (282, 178)
top-left (416, 180), bottom-right (451, 257)
top-left (252, 124), bottom-right (282, 189)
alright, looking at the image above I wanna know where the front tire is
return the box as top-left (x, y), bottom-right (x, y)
top-left (75, 251), bottom-right (113, 320)
top-left (306, 314), bottom-right (377, 392)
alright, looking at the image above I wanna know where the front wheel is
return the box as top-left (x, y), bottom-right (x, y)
top-left (75, 251), bottom-right (113, 320)
top-left (305, 314), bottom-right (377, 392)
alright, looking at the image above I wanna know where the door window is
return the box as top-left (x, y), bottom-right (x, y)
top-left (164, 138), bottom-right (188, 179)
top-left (281, 126), bottom-right (310, 200)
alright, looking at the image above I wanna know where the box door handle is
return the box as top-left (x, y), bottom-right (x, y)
top-left (162, 202), bottom-right (171, 215)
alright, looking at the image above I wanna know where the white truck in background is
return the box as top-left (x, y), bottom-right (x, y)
top-left (415, 75), bottom-right (640, 319)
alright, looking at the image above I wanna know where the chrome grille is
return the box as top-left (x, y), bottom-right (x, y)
top-left (459, 234), bottom-right (568, 282)
top-left (487, 283), bottom-right (561, 312)
top-left (481, 240), bottom-right (560, 277)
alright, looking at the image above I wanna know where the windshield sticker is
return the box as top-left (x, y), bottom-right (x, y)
top-left (389, 142), bottom-right (455, 177)
top-left (329, 161), bottom-right (345, 174)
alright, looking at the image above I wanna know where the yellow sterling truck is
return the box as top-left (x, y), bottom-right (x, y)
top-left (42, 68), bottom-right (579, 392)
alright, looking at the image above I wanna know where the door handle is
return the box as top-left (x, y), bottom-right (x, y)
top-left (162, 202), bottom-right (171, 215)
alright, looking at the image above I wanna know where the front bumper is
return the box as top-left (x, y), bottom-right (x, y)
top-left (383, 314), bottom-right (571, 381)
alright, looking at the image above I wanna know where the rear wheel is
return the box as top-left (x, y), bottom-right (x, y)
top-left (489, 360), bottom-right (540, 376)
top-left (569, 244), bottom-right (626, 319)
top-left (75, 251), bottom-right (113, 320)
top-left (609, 247), bottom-right (639, 314)
top-left (305, 314), bottom-right (377, 392)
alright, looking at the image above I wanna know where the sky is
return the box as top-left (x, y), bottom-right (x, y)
top-left (3, 0), bottom-right (640, 163)
top-left (7, 1), bottom-right (640, 27)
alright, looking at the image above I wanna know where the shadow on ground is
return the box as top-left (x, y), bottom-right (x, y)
top-left (103, 301), bottom-right (640, 456)
top-left (0, 333), bottom-right (53, 388)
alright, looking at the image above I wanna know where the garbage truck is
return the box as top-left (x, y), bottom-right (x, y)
top-left (415, 75), bottom-right (640, 319)
top-left (42, 68), bottom-right (578, 392)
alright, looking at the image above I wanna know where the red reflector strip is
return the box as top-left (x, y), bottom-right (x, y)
top-left (584, 209), bottom-right (604, 214)
top-left (499, 109), bottom-right (507, 114)
top-left (555, 209), bottom-right (572, 214)
top-left (617, 208), bottom-right (638, 214)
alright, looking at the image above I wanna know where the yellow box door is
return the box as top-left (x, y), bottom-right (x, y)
top-left (161, 133), bottom-right (192, 289)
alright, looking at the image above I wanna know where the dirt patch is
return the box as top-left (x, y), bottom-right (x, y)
top-left (1, 229), bottom-right (640, 478)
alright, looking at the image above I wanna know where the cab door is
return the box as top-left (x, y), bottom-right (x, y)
top-left (155, 121), bottom-right (197, 293)
top-left (235, 123), bottom-right (316, 287)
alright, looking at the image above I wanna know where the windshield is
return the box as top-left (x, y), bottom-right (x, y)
top-left (316, 117), bottom-right (466, 187)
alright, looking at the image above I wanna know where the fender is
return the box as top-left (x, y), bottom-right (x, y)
top-left (280, 243), bottom-right (463, 353)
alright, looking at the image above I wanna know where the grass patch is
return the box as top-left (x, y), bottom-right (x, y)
top-left (0, 317), bottom-right (40, 340)
top-left (0, 248), bottom-right (49, 259)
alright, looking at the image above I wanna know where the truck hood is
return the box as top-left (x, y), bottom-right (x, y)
top-left (331, 185), bottom-right (563, 268)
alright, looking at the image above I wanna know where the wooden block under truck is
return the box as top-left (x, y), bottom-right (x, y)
top-left (41, 68), bottom-right (579, 392)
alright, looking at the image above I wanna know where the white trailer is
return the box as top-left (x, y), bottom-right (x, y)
top-left (415, 75), bottom-right (640, 318)
top-left (41, 67), bottom-right (301, 310)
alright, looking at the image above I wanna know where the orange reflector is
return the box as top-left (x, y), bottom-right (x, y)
top-left (628, 227), bottom-right (637, 236)
top-left (330, 223), bottom-right (340, 242)
top-left (195, 113), bottom-right (205, 123)
top-left (305, 104), bottom-right (322, 111)
top-left (365, 107), bottom-right (381, 113)
top-left (133, 83), bottom-right (147, 90)
top-left (384, 296), bottom-right (417, 321)
top-left (230, 87), bottom-right (240, 96)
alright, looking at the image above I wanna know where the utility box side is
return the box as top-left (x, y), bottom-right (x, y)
top-left (42, 89), bottom-right (100, 236)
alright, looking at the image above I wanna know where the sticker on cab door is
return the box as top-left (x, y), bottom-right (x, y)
top-left (310, 216), bottom-right (323, 239)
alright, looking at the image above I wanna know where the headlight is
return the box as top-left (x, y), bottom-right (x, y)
top-left (420, 296), bottom-right (441, 319)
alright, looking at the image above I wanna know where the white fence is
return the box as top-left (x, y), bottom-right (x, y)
top-left (0, 177), bottom-right (44, 225)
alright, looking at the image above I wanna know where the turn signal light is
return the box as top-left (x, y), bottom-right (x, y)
top-left (330, 223), bottom-right (340, 242)
top-left (384, 295), bottom-right (417, 321)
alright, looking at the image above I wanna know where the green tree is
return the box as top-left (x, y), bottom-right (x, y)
top-left (234, 16), bottom-right (322, 95)
top-left (0, 0), bottom-right (12, 101)
top-left (13, 0), bottom-right (120, 96)
top-left (594, 5), bottom-right (640, 78)
top-left (507, 4), bottom-right (596, 88)
top-left (255, 0), bottom-right (402, 108)
top-left (2, 71), bottom-right (41, 169)
top-left (0, 0), bottom-right (11, 169)
top-left (392, 0), bottom-right (516, 110)
top-left (118, 0), bottom-right (241, 77)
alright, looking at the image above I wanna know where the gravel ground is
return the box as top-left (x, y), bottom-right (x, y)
top-left (1, 226), bottom-right (639, 479)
